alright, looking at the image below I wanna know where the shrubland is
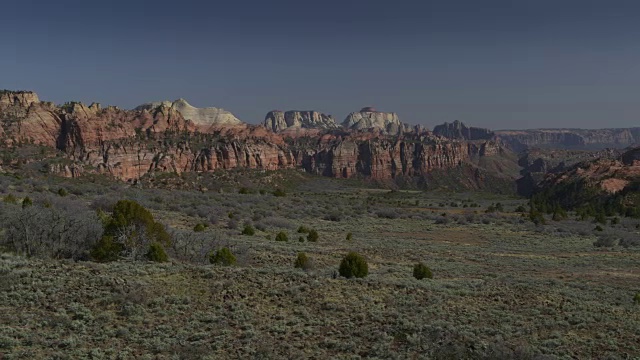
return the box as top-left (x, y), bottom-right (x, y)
top-left (0, 170), bottom-right (639, 358)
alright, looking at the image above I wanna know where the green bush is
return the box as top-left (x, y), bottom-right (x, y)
top-left (91, 236), bottom-right (123, 263)
top-left (194, 223), bottom-right (206, 232)
top-left (339, 252), bottom-right (368, 278)
top-left (298, 236), bottom-right (305, 242)
top-left (297, 225), bottom-right (310, 233)
top-left (594, 211), bottom-right (607, 225)
top-left (529, 208), bottom-right (546, 225)
top-left (307, 229), bottom-right (319, 242)
top-left (238, 187), bottom-right (251, 194)
top-left (242, 224), bottom-right (255, 236)
top-left (58, 188), bottom-right (68, 197)
top-left (346, 232), bottom-right (353, 241)
top-left (294, 252), bottom-right (313, 271)
top-left (21, 197), bottom-right (32, 208)
top-left (209, 247), bottom-right (236, 266)
top-left (146, 243), bottom-right (168, 262)
top-left (93, 200), bottom-right (170, 262)
top-left (275, 231), bottom-right (288, 242)
top-left (413, 262), bottom-right (433, 280)
top-left (273, 189), bottom-right (286, 197)
top-left (634, 292), bottom-right (640, 305)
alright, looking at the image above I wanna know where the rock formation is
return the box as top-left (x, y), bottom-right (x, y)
top-left (0, 90), bottom-right (514, 191)
top-left (136, 99), bottom-right (242, 128)
top-left (0, 90), bottom-right (40, 108)
top-left (263, 110), bottom-right (338, 132)
top-left (433, 120), bottom-right (494, 140)
top-left (342, 107), bottom-right (410, 134)
top-left (516, 148), bottom-right (618, 196)
top-left (496, 128), bottom-right (640, 152)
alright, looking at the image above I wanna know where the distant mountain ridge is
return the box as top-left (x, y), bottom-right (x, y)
top-left (0, 90), bottom-right (514, 192)
top-left (495, 128), bottom-right (640, 152)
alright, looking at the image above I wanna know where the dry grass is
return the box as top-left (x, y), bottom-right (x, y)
top-left (1, 179), bottom-right (640, 359)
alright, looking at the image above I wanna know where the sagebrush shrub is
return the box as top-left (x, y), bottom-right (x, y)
top-left (346, 232), bottom-right (353, 241)
top-left (209, 247), bottom-right (236, 266)
top-left (194, 223), bottom-right (206, 232)
top-left (3, 194), bottom-right (17, 204)
top-left (634, 292), bottom-right (640, 305)
top-left (593, 236), bottom-right (617, 247)
top-left (339, 252), bottom-right (368, 278)
top-left (413, 262), bottom-right (433, 280)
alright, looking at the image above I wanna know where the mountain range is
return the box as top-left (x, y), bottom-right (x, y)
top-left (1, 90), bottom-right (639, 195)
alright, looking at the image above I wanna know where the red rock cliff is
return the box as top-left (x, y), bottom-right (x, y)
top-left (0, 91), bottom-right (509, 185)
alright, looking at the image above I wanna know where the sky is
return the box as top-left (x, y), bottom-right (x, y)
top-left (2, 0), bottom-right (640, 130)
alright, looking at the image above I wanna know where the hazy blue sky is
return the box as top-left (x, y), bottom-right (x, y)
top-left (3, 0), bottom-right (640, 129)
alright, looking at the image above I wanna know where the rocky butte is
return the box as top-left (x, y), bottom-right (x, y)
top-left (136, 99), bottom-right (242, 130)
top-left (433, 120), bottom-right (494, 141)
top-left (263, 110), bottom-right (338, 133)
top-left (0, 91), bottom-right (516, 190)
top-left (342, 107), bottom-right (411, 134)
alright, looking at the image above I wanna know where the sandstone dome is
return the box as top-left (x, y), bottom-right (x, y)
top-left (136, 99), bottom-right (242, 126)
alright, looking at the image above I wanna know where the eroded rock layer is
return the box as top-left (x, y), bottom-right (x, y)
top-left (0, 91), bottom-right (512, 189)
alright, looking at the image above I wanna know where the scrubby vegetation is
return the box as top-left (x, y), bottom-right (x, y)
top-left (339, 252), bottom-right (369, 278)
top-left (294, 252), bottom-right (312, 271)
top-left (275, 231), bottom-right (288, 242)
top-left (0, 170), bottom-right (639, 358)
top-left (208, 247), bottom-right (236, 266)
top-left (413, 262), bottom-right (433, 280)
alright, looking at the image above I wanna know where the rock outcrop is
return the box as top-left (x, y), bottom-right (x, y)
top-left (531, 146), bottom-right (640, 213)
top-left (342, 107), bottom-right (410, 134)
top-left (136, 99), bottom-right (242, 128)
top-left (0, 90), bottom-right (40, 108)
top-left (433, 120), bottom-right (494, 140)
top-left (263, 110), bottom-right (338, 132)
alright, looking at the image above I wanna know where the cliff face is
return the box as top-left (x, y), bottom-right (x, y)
top-left (263, 110), bottom-right (338, 132)
top-left (0, 91), bottom-right (514, 190)
top-left (433, 120), bottom-right (494, 140)
top-left (532, 146), bottom-right (640, 211)
top-left (516, 148), bottom-right (623, 196)
top-left (300, 133), bottom-right (501, 180)
top-left (342, 109), bottom-right (410, 134)
top-left (496, 128), bottom-right (640, 152)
